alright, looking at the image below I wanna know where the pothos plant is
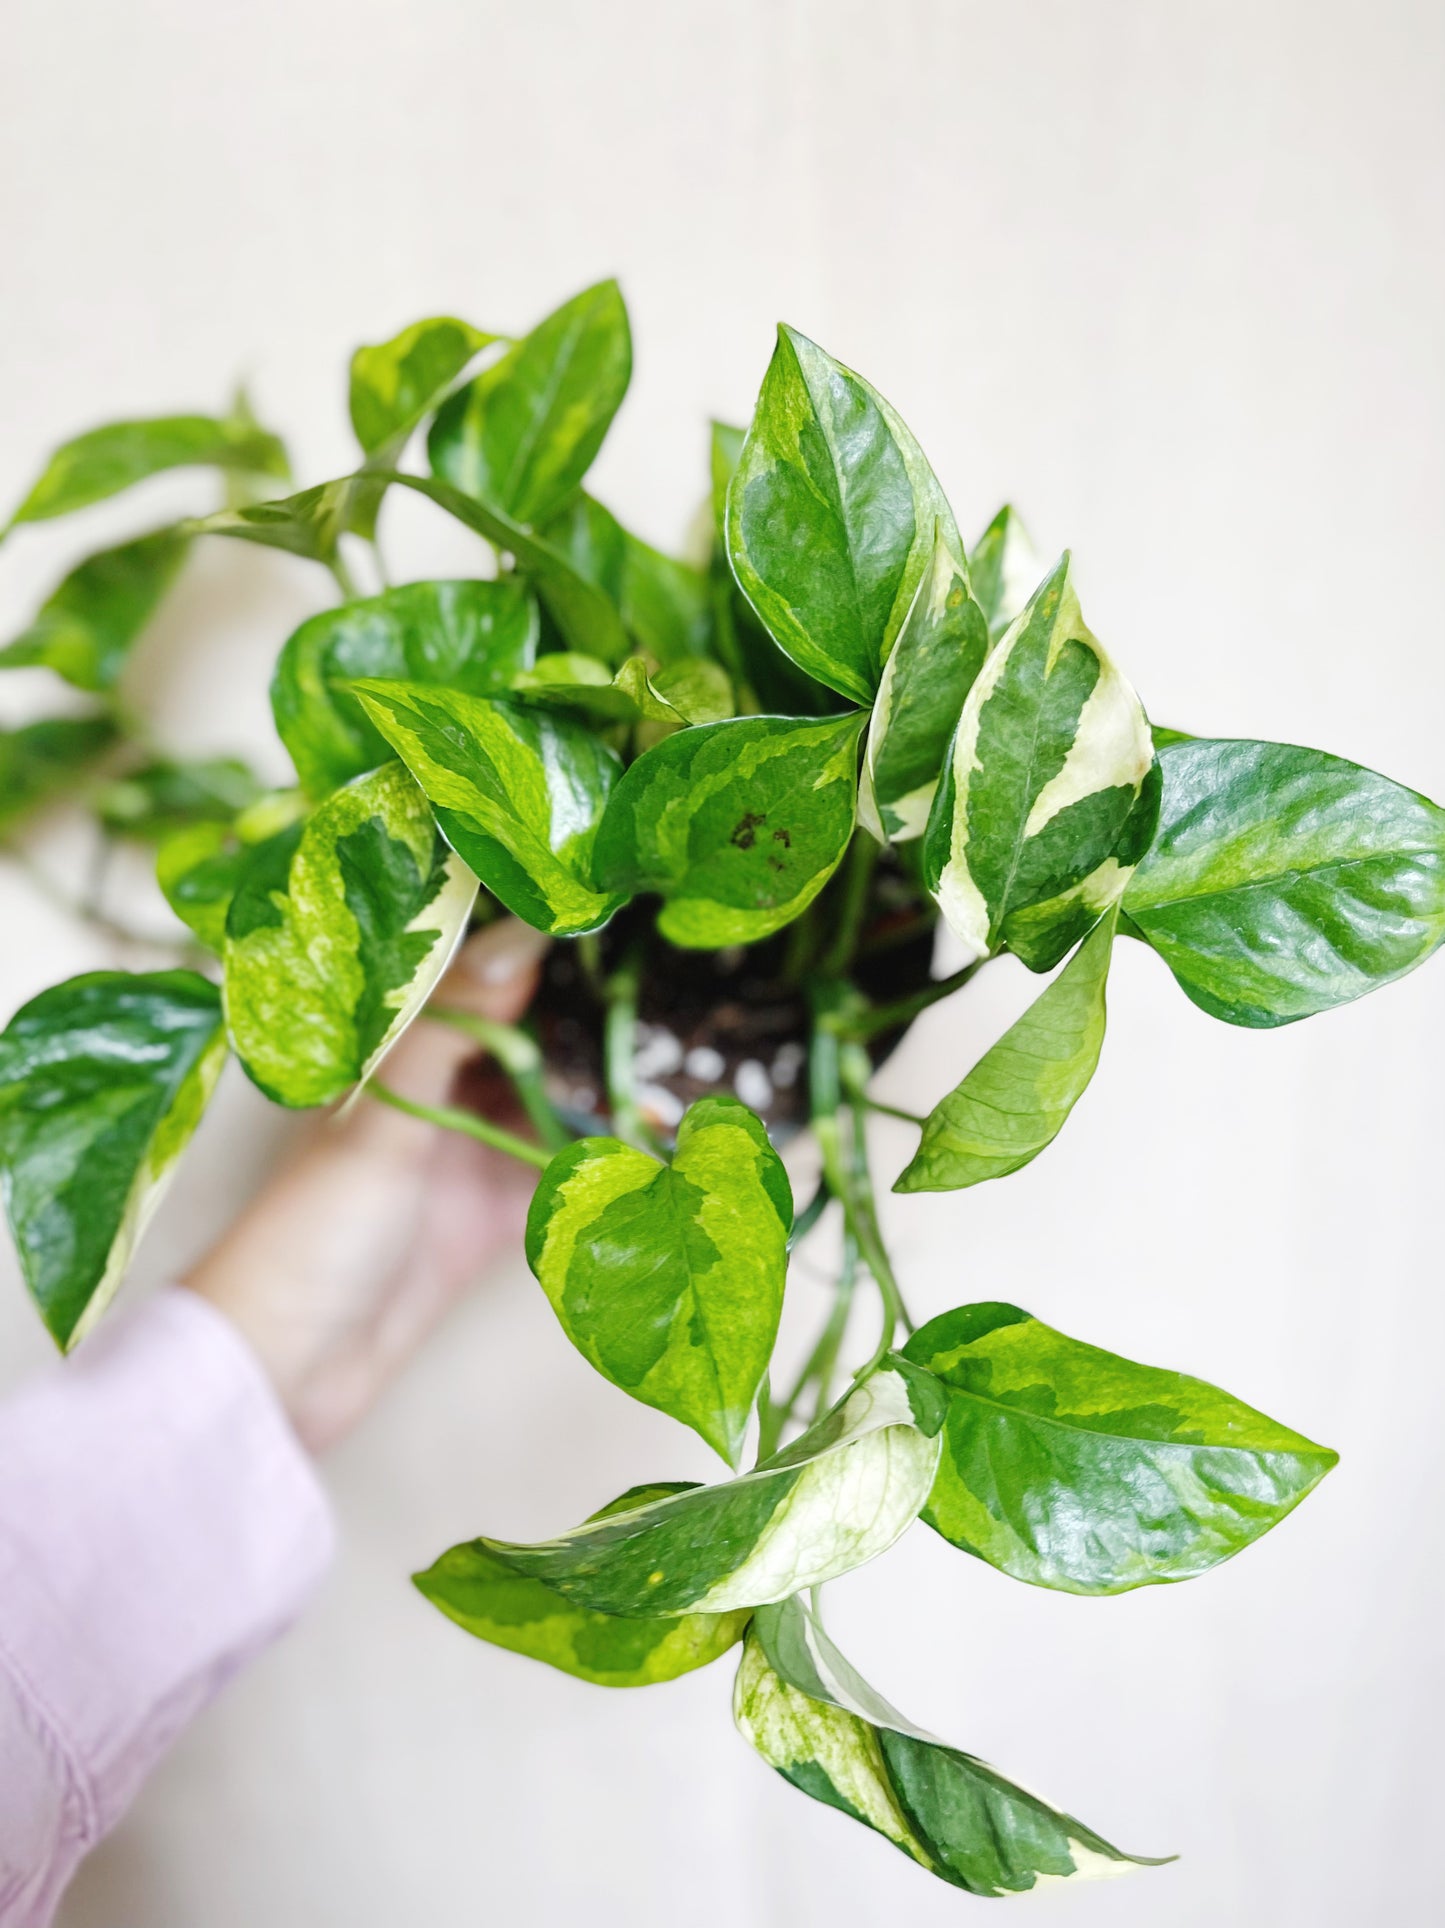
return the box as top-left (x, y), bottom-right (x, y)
top-left (1, 280), bottom-right (1441, 1899)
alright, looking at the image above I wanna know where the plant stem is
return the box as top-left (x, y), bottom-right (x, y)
top-left (424, 1005), bottom-right (572, 1152)
top-left (367, 1080), bottom-right (553, 1168)
top-left (328, 550), bottom-right (362, 602)
top-left (821, 834), bottom-right (880, 976)
top-left (603, 947), bottom-right (661, 1154)
top-left (840, 959), bottom-right (986, 1041)
top-left (866, 1098), bottom-right (927, 1129)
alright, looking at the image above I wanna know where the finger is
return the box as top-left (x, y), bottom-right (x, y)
top-left (342, 919), bottom-right (551, 1153)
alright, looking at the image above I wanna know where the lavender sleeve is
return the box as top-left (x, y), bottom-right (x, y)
top-left (0, 1287), bottom-right (334, 1926)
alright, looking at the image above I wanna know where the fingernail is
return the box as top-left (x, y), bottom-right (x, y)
top-left (460, 919), bottom-right (552, 985)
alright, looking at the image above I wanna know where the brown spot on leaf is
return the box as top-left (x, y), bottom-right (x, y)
top-left (772, 827), bottom-right (792, 848)
top-left (731, 811), bottom-right (766, 850)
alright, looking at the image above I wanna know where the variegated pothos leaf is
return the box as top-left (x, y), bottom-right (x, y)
top-left (351, 679), bottom-right (625, 936)
top-left (924, 554), bottom-right (1158, 972)
top-left (726, 326), bottom-right (961, 706)
top-left (859, 526), bottom-right (990, 842)
top-left (968, 505), bottom-right (1041, 640)
top-left (736, 1595), bottom-right (1169, 1896)
top-left (433, 1361), bottom-right (944, 1617)
top-left (525, 1095), bottom-right (793, 1464)
top-left (222, 761), bottom-right (477, 1106)
top-left (904, 1302), bottom-right (1338, 1593)
top-left (0, 972), bottom-right (227, 1349)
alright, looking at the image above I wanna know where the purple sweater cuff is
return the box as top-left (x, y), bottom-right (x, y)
top-left (0, 1287), bottom-right (334, 1923)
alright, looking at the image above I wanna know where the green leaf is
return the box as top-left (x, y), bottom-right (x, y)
top-left (186, 476), bottom-right (363, 566)
top-left (858, 527), bottom-right (990, 842)
top-left (1123, 736), bottom-right (1445, 1026)
top-left (96, 756), bottom-right (263, 842)
top-left (651, 658), bottom-right (733, 726)
top-left (525, 1095), bottom-right (792, 1463)
top-left (726, 326), bottom-right (961, 706)
top-left (592, 712), bottom-right (866, 947)
top-left (222, 761), bottom-right (477, 1106)
top-left (156, 790), bottom-right (308, 953)
top-left (509, 652), bottom-right (682, 726)
top-left (347, 316), bottom-right (498, 540)
top-left (351, 680), bottom-right (624, 937)
top-left (541, 492), bottom-right (713, 664)
top-left (0, 528), bottom-right (190, 692)
top-left (923, 554), bottom-right (1158, 972)
top-left (0, 716), bottom-right (119, 834)
top-left (435, 1362), bottom-right (944, 1617)
top-left (895, 911), bottom-right (1115, 1193)
top-left (350, 316), bottom-right (496, 456)
top-left (414, 1482), bottom-right (749, 1687)
top-left (903, 1302), bottom-right (1338, 1594)
top-left (6, 412), bottom-right (289, 528)
top-left (272, 578), bottom-right (539, 797)
top-left (0, 971), bottom-right (227, 1349)
top-left (391, 473), bottom-right (632, 663)
top-left (429, 280), bottom-right (631, 526)
top-left (968, 505), bottom-right (1040, 640)
top-left (736, 1596), bottom-right (1168, 1895)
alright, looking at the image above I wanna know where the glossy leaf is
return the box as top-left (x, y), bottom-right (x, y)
top-left (415, 1483), bottom-right (749, 1687)
top-left (923, 554), bottom-right (1158, 972)
top-left (435, 1362), bottom-right (944, 1617)
top-left (1123, 736), bottom-right (1445, 1026)
top-left (895, 910), bottom-right (1115, 1193)
top-left (509, 652), bottom-right (683, 726)
top-left (0, 528), bottom-right (190, 692)
top-left (0, 716), bottom-right (118, 833)
top-left (859, 527), bottom-right (990, 842)
top-left (526, 1095), bottom-right (793, 1463)
top-left (272, 578), bottom-right (539, 796)
top-left (593, 712), bottom-right (866, 947)
top-left (0, 971), bottom-right (227, 1348)
top-left (904, 1302), bottom-right (1338, 1593)
top-left (351, 680), bottom-right (624, 937)
top-left (391, 473), bottom-right (631, 663)
top-left (726, 326), bottom-right (961, 705)
top-left (968, 505), bottom-right (1040, 640)
top-left (156, 788), bottom-right (308, 952)
top-left (222, 761), bottom-right (476, 1106)
top-left (6, 412), bottom-right (288, 528)
top-left (736, 1596), bottom-right (1167, 1895)
top-left (542, 492), bottom-right (712, 664)
top-left (429, 280), bottom-right (631, 526)
top-left (97, 756), bottom-right (263, 842)
top-left (350, 316), bottom-right (495, 456)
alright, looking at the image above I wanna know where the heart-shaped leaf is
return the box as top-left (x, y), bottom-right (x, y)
top-left (0, 971), bottom-right (227, 1348)
top-left (726, 326), bottom-right (960, 706)
top-left (903, 1302), bottom-right (1338, 1593)
top-left (415, 1482), bottom-right (750, 1687)
top-left (0, 528), bottom-right (190, 692)
top-left (272, 578), bottom-right (539, 797)
top-left (968, 505), bottom-right (1041, 640)
top-left (859, 527), bottom-right (990, 842)
top-left (593, 711), bottom-right (866, 947)
top-left (429, 280), bottom-right (631, 527)
top-left (1123, 736), bottom-right (1445, 1026)
top-left (434, 1362), bottom-right (944, 1618)
top-left (923, 554), bottom-right (1158, 972)
top-left (222, 760), bottom-right (477, 1106)
top-left (6, 412), bottom-right (288, 529)
top-left (526, 1095), bottom-right (792, 1463)
top-left (895, 909), bottom-right (1115, 1193)
top-left (0, 716), bottom-right (118, 833)
top-left (737, 1596), bottom-right (1169, 1895)
top-left (351, 680), bottom-right (625, 937)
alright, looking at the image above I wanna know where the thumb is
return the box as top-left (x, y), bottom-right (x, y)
top-left (346, 919), bottom-right (551, 1146)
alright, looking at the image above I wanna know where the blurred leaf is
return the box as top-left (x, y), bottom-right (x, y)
top-left (7, 412), bottom-right (289, 528)
top-left (0, 528), bottom-right (190, 692)
top-left (0, 716), bottom-right (118, 833)
top-left (347, 316), bottom-right (498, 539)
top-left (96, 756), bottom-right (263, 842)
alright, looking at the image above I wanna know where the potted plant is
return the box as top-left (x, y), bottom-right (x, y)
top-left (2, 281), bottom-right (1441, 1898)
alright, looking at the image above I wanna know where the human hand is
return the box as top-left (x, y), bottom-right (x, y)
top-left (185, 919), bottom-right (550, 1453)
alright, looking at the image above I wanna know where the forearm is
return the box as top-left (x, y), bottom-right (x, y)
top-left (0, 1288), bottom-right (333, 1926)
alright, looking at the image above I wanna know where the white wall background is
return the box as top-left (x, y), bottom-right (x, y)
top-left (2, 1), bottom-right (1442, 1922)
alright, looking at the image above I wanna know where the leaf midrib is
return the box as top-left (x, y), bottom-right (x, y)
top-left (940, 1377), bottom-right (1321, 1461)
